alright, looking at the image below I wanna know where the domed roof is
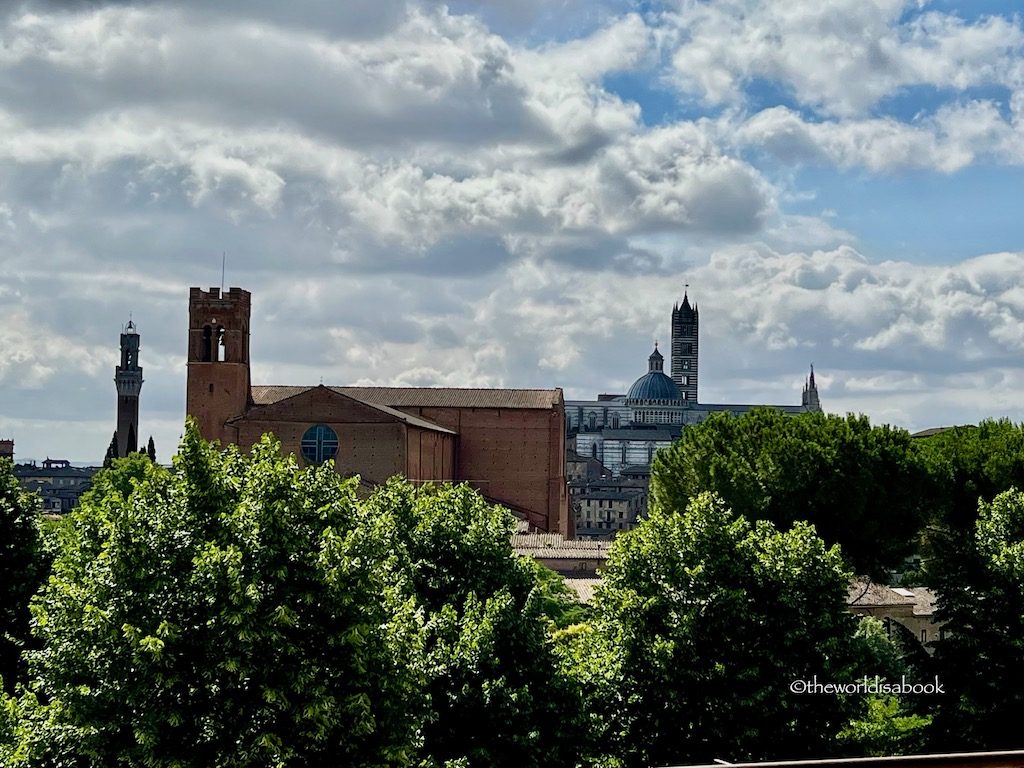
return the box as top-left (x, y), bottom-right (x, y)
top-left (627, 371), bottom-right (682, 402)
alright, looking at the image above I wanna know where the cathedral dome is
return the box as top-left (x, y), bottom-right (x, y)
top-left (626, 371), bottom-right (681, 402)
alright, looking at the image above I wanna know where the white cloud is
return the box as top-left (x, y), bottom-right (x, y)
top-left (733, 100), bottom-right (1024, 172)
top-left (664, 0), bottom-right (1024, 117)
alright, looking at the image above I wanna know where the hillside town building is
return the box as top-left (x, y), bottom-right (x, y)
top-left (185, 287), bottom-right (570, 535)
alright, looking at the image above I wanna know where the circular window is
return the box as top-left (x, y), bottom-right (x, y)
top-left (301, 424), bottom-right (339, 465)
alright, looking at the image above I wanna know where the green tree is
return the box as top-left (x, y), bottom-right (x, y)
top-left (838, 695), bottom-right (931, 757)
top-left (102, 432), bottom-right (118, 468)
top-left (561, 492), bottom-right (893, 768)
top-left (7, 425), bottom-right (426, 767)
top-left (0, 458), bottom-right (43, 693)
top-left (363, 479), bottom-right (584, 768)
top-left (929, 488), bottom-right (1024, 750)
top-left (917, 421), bottom-right (1024, 586)
top-left (651, 409), bottom-right (933, 578)
top-left (146, 435), bottom-right (156, 464)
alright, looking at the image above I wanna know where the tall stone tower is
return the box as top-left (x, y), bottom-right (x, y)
top-left (802, 365), bottom-right (822, 412)
top-left (670, 290), bottom-right (698, 402)
top-left (186, 287), bottom-right (252, 444)
top-left (115, 320), bottom-right (144, 457)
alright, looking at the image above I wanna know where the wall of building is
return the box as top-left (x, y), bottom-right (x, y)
top-left (397, 405), bottom-right (568, 535)
top-left (228, 388), bottom-right (454, 487)
top-left (406, 427), bottom-right (456, 483)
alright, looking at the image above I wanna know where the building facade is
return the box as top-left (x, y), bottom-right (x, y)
top-left (565, 290), bottom-right (823, 537)
top-left (568, 290), bottom-right (822, 476)
top-left (185, 287), bottom-right (570, 535)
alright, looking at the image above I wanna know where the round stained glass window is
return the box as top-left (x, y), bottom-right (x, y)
top-left (301, 424), bottom-right (339, 465)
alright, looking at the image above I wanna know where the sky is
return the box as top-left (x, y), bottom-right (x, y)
top-left (4, 0), bottom-right (1024, 462)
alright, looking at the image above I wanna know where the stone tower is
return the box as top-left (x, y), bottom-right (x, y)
top-left (186, 287), bottom-right (252, 444)
top-left (670, 290), bottom-right (698, 402)
top-left (115, 320), bottom-right (144, 457)
top-left (802, 365), bottom-right (822, 412)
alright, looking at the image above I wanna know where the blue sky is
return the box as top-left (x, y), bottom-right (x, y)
top-left (3, 0), bottom-right (1024, 461)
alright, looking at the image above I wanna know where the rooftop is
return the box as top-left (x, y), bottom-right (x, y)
top-left (252, 385), bottom-right (562, 410)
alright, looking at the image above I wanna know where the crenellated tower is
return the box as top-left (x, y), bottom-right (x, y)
top-left (186, 287), bottom-right (252, 444)
top-left (670, 290), bottom-right (698, 402)
top-left (115, 320), bottom-right (144, 457)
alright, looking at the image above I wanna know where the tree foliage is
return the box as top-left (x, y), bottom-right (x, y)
top-left (929, 487), bottom-right (1024, 750)
top-left (650, 409), bottom-right (933, 578)
top-left (361, 479), bottom-right (583, 768)
top-left (918, 421), bottom-right (1024, 529)
top-left (0, 458), bottom-right (43, 693)
top-left (2, 424), bottom-right (580, 768)
top-left (561, 491), bottom-right (893, 767)
top-left (7, 431), bottom-right (426, 767)
top-left (102, 433), bottom-right (118, 468)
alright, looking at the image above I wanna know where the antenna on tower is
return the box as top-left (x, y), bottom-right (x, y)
top-left (221, 251), bottom-right (226, 292)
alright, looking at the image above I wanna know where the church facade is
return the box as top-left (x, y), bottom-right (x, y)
top-left (569, 291), bottom-right (821, 475)
top-left (185, 287), bottom-right (570, 535)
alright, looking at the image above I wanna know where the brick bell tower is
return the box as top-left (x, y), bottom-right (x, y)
top-left (115, 319), bottom-right (144, 456)
top-left (186, 287), bottom-right (251, 444)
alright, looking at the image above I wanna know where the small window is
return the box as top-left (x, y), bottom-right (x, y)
top-left (920, 629), bottom-right (927, 643)
top-left (301, 424), bottom-right (339, 465)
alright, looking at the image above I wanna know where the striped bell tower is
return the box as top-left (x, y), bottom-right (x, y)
top-left (670, 288), bottom-right (698, 402)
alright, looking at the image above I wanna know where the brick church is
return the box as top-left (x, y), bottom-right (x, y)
top-left (185, 287), bottom-right (570, 535)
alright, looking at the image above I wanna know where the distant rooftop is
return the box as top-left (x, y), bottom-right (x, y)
top-left (251, 385), bottom-right (562, 410)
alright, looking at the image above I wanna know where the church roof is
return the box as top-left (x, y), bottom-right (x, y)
top-left (251, 385), bottom-right (562, 410)
top-left (626, 371), bottom-right (682, 402)
top-left (239, 386), bottom-right (457, 434)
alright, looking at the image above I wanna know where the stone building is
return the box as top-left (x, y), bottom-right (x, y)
top-left (568, 290), bottom-right (821, 475)
top-left (114, 320), bottom-right (144, 457)
top-left (0, 439), bottom-right (13, 462)
top-left (570, 476), bottom-right (648, 538)
top-left (185, 287), bottom-right (570, 535)
top-left (847, 580), bottom-right (944, 652)
top-left (15, 458), bottom-right (98, 514)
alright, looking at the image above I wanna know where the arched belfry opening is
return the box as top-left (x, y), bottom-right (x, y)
top-left (186, 287), bottom-right (253, 443)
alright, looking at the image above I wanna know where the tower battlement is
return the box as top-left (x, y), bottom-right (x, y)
top-left (186, 286), bottom-right (252, 443)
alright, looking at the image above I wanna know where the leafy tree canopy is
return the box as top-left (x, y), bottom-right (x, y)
top-left (561, 491), bottom-right (896, 768)
top-left (650, 409), bottom-right (933, 578)
top-left (7, 429), bottom-right (426, 767)
top-left (917, 419), bottom-right (1024, 533)
top-left (930, 487), bottom-right (1024, 750)
top-left (0, 458), bottom-right (43, 693)
top-left (3, 424), bottom-right (581, 768)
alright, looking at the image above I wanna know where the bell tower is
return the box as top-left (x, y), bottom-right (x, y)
top-left (670, 288), bottom-right (698, 403)
top-left (186, 287), bottom-right (252, 444)
top-left (115, 320), bottom-right (144, 457)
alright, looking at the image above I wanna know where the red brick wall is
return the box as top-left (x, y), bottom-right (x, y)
top-left (395, 406), bottom-right (569, 536)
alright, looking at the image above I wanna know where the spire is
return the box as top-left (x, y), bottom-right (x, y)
top-left (802, 364), bottom-right (821, 412)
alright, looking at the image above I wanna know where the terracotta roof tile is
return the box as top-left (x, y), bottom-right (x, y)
top-left (251, 385), bottom-right (562, 410)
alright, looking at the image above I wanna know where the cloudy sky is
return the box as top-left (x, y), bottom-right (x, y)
top-left (3, 0), bottom-right (1024, 461)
